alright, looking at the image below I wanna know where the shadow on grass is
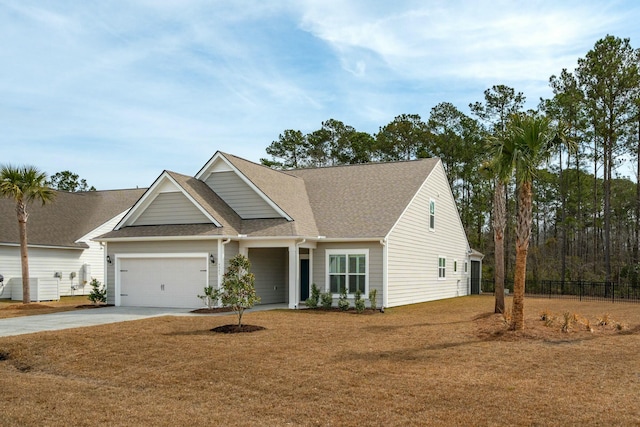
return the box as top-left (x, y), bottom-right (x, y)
top-left (335, 339), bottom-right (484, 362)
top-left (362, 318), bottom-right (475, 333)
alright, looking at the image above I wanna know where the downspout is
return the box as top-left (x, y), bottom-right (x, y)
top-left (217, 238), bottom-right (231, 291)
top-left (380, 238), bottom-right (387, 309)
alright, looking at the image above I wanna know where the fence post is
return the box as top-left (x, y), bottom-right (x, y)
top-left (579, 281), bottom-right (582, 302)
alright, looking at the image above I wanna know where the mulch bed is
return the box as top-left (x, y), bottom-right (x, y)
top-left (210, 324), bottom-right (266, 333)
top-left (75, 304), bottom-right (110, 309)
top-left (191, 307), bottom-right (235, 314)
top-left (303, 307), bottom-right (383, 315)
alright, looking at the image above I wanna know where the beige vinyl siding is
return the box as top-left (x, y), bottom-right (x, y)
top-left (248, 248), bottom-right (287, 304)
top-left (224, 240), bottom-right (239, 271)
top-left (133, 192), bottom-right (210, 225)
top-left (205, 171), bottom-right (281, 219)
top-left (106, 240), bottom-right (220, 305)
top-left (312, 241), bottom-right (383, 305)
top-left (386, 161), bottom-right (470, 307)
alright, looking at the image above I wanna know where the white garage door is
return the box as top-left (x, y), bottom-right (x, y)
top-left (119, 256), bottom-right (207, 308)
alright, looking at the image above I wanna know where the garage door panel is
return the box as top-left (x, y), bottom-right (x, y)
top-left (120, 257), bottom-right (207, 308)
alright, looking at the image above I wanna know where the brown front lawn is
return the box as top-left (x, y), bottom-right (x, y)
top-left (0, 296), bottom-right (100, 319)
top-left (0, 296), bottom-right (639, 426)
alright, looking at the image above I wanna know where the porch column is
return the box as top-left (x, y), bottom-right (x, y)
top-left (288, 243), bottom-right (298, 309)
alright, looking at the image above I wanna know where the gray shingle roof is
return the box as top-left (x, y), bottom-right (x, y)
top-left (221, 153), bottom-right (319, 236)
top-left (166, 170), bottom-right (242, 234)
top-left (288, 158), bottom-right (439, 238)
top-left (0, 188), bottom-right (145, 248)
top-left (99, 154), bottom-right (440, 240)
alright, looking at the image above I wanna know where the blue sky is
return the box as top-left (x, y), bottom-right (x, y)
top-left (2, 1), bottom-right (640, 189)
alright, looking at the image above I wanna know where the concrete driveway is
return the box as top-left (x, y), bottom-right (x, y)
top-left (0, 304), bottom-right (287, 337)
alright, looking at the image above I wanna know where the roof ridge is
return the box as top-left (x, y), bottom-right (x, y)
top-left (285, 156), bottom-right (440, 172)
top-left (220, 152), bottom-right (303, 179)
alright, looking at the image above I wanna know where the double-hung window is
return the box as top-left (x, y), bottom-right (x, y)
top-left (327, 249), bottom-right (368, 295)
top-left (429, 199), bottom-right (436, 231)
top-left (438, 256), bottom-right (446, 279)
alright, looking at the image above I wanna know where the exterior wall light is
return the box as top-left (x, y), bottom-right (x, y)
top-left (106, 255), bottom-right (112, 264)
top-left (210, 254), bottom-right (215, 264)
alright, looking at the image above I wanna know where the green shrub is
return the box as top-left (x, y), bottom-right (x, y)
top-left (338, 286), bottom-right (350, 311)
top-left (368, 288), bottom-right (377, 310)
top-left (88, 278), bottom-right (106, 305)
top-left (354, 289), bottom-right (365, 314)
top-left (198, 286), bottom-right (217, 309)
top-left (320, 291), bottom-right (333, 309)
top-left (305, 283), bottom-right (320, 308)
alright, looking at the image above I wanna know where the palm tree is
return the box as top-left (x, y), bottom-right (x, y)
top-left (492, 178), bottom-right (507, 314)
top-left (0, 165), bottom-right (55, 303)
top-left (479, 161), bottom-right (507, 314)
top-left (489, 113), bottom-right (569, 330)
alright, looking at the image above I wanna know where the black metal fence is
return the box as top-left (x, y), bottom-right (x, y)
top-left (481, 279), bottom-right (640, 303)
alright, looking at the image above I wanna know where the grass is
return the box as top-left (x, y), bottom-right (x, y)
top-left (0, 296), bottom-right (639, 426)
top-left (0, 296), bottom-right (96, 319)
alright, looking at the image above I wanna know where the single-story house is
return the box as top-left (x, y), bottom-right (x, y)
top-left (0, 188), bottom-right (145, 301)
top-left (98, 151), bottom-right (483, 309)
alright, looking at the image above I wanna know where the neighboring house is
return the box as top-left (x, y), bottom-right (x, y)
top-left (98, 151), bottom-right (483, 309)
top-left (0, 189), bottom-right (145, 301)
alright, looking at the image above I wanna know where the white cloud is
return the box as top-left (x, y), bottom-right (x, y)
top-left (295, 0), bottom-right (629, 84)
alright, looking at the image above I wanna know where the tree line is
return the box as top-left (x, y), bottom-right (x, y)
top-left (261, 34), bottom-right (640, 291)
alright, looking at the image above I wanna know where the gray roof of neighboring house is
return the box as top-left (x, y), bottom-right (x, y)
top-left (0, 188), bottom-right (146, 249)
top-left (99, 153), bottom-right (441, 240)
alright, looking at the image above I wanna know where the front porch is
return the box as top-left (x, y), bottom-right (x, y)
top-left (238, 239), bottom-right (314, 309)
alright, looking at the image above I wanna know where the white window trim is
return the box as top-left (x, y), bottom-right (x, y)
top-left (429, 199), bottom-right (436, 232)
top-left (438, 256), bottom-right (446, 280)
top-left (464, 260), bottom-right (468, 275)
top-left (453, 259), bottom-right (458, 274)
top-left (326, 249), bottom-right (369, 297)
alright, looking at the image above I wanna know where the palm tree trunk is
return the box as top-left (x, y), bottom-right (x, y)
top-left (17, 201), bottom-right (31, 304)
top-left (511, 181), bottom-right (533, 330)
top-left (493, 180), bottom-right (506, 313)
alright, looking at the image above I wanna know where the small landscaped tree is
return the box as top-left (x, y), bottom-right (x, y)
top-left (217, 254), bottom-right (260, 327)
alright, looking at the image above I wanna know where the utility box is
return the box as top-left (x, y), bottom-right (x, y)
top-left (81, 263), bottom-right (91, 285)
top-left (12, 278), bottom-right (60, 302)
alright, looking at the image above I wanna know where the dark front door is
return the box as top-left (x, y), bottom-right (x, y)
top-left (300, 259), bottom-right (310, 301)
top-left (471, 261), bottom-right (481, 294)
